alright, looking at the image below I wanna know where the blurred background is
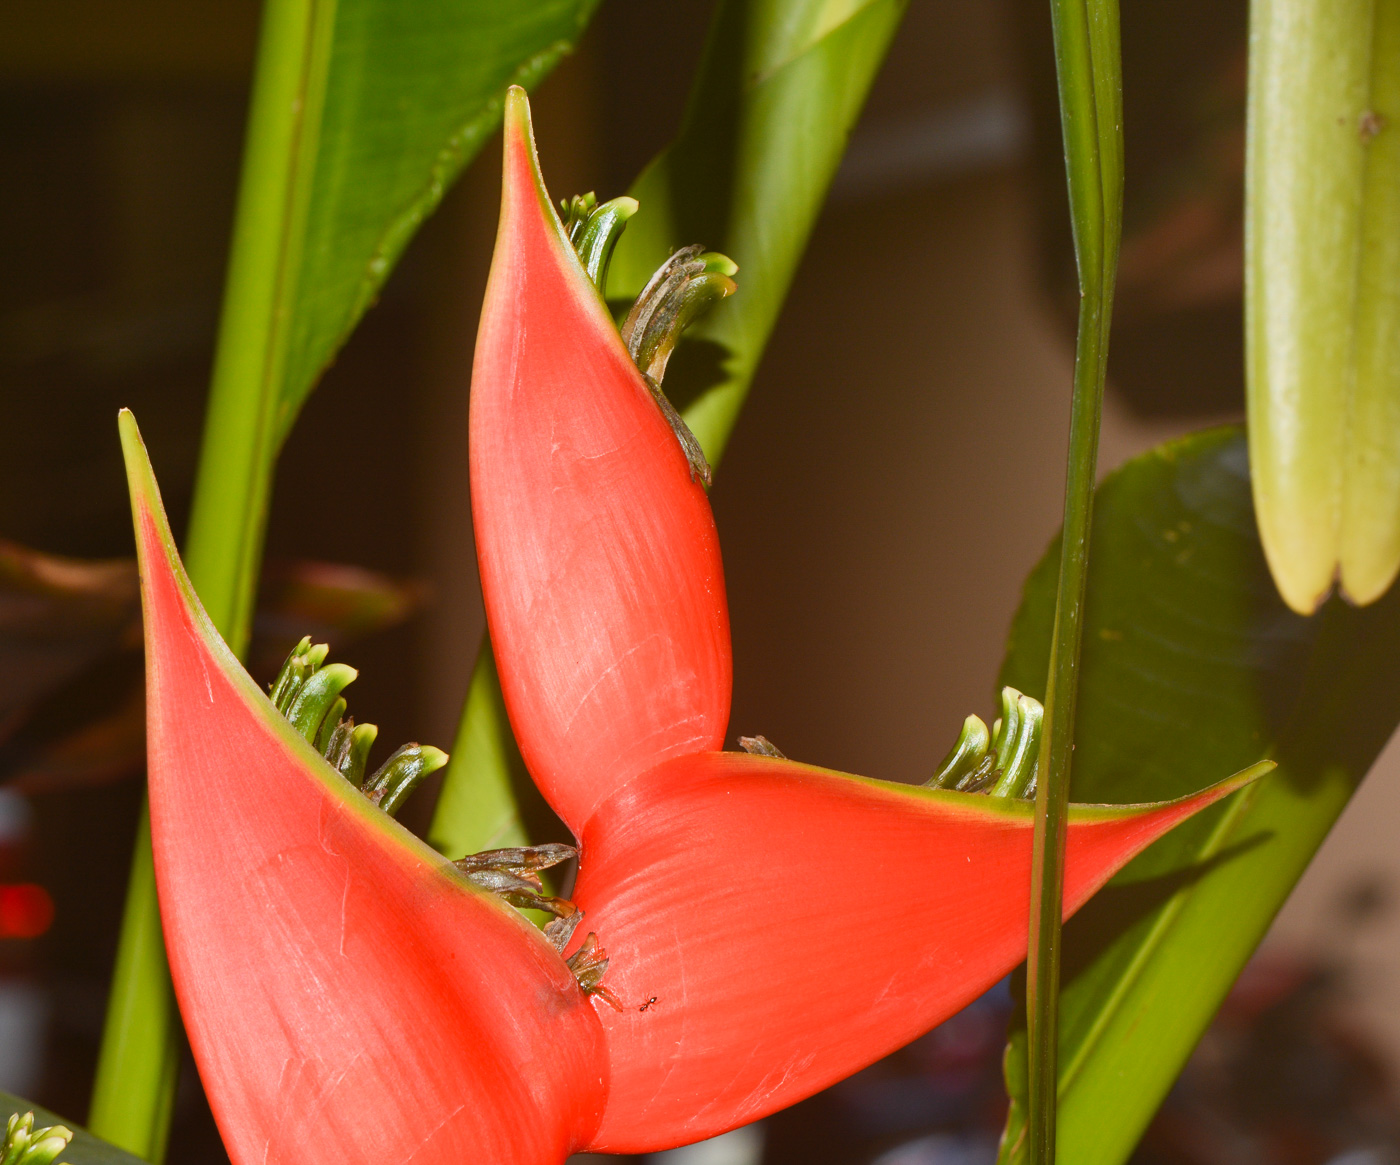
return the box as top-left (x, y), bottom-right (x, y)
top-left (3, 0), bottom-right (1400, 1162)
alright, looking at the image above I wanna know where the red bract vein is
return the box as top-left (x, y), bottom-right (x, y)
top-left (470, 88), bottom-right (731, 836)
top-left (121, 412), bottom-right (606, 1165)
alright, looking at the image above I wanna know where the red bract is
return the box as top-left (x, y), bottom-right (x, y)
top-left (470, 87), bottom-right (731, 836)
top-left (120, 412), bottom-right (606, 1165)
top-left (570, 752), bottom-right (1266, 1153)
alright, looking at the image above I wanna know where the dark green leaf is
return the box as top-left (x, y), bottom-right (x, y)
top-left (609, 0), bottom-right (909, 464)
top-left (996, 426), bottom-right (1400, 1165)
top-left (275, 0), bottom-right (600, 440)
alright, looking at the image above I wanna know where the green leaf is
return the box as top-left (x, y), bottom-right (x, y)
top-left (2, 1095), bottom-right (147, 1165)
top-left (187, 0), bottom-right (601, 654)
top-left (428, 0), bottom-right (908, 859)
top-left (277, 0), bottom-right (600, 443)
top-left (996, 426), bottom-right (1400, 1165)
top-left (610, 0), bottom-right (909, 465)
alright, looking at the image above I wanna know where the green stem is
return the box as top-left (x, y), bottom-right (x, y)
top-left (89, 0), bottom-right (338, 1155)
top-left (426, 636), bottom-right (531, 857)
top-left (1026, 0), bottom-right (1122, 1163)
top-left (86, 807), bottom-right (180, 1162)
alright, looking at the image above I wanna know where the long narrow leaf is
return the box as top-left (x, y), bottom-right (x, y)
top-left (997, 426), bottom-right (1400, 1165)
top-left (1025, 1), bottom-right (1122, 1161)
top-left (429, 0), bottom-right (908, 858)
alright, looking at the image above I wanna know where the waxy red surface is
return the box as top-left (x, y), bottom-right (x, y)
top-left (571, 751), bottom-right (1259, 1152)
top-left (124, 415), bottom-right (606, 1165)
top-left (470, 89), bottom-right (731, 836)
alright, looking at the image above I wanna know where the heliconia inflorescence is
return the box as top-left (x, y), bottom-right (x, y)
top-left (470, 86), bottom-right (1271, 1155)
top-left (124, 85), bottom-right (1271, 1165)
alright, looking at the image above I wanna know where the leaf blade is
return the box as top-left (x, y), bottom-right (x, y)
top-left (277, 0), bottom-right (601, 438)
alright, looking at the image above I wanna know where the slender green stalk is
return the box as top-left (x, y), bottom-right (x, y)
top-left (87, 808), bottom-right (180, 1162)
top-left (426, 636), bottom-right (531, 857)
top-left (1026, 0), bottom-right (1122, 1162)
top-left (89, 0), bottom-right (338, 1155)
top-left (184, 0), bottom-right (337, 653)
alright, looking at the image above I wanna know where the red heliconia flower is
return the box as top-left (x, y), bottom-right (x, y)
top-left (470, 88), bottom-right (1271, 1156)
top-left (120, 412), bottom-right (606, 1165)
top-left (470, 87), bottom-right (731, 837)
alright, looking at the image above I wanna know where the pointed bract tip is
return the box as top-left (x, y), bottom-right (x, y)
top-left (117, 408), bottom-right (174, 547)
top-left (500, 85), bottom-right (560, 234)
top-left (118, 408), bottom-right (149, 485)
top-left (502, 86), bottom-right (537, 166)
top-left (1106, 758), bottom-right (1273, 816)
top-left (1197, 758), bottom-right (1273, 802)
top-left (504, 84), bottom-right (529, 126)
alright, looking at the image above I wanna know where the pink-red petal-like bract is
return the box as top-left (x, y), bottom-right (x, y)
top-left (469, 87), bottom-right (1270, 1157)
top-left (470, 87), bottom-right (731, 837)
top-left (122, 411), bottom-right (606, 1165)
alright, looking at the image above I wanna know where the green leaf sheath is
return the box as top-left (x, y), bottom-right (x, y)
top-left (429, 0), bottom-right (908, 859)
top-left (1247, 0), bottom-right (1400, 611)
top-left (610, 0), bottom-right (910, 463)
top-left (1024, 1), bottom-right (1122, 1163)
top-left (3, 1094), bottom-right (148, 1165)
top-left (93, 1), bottom-right (598, 1154)
top-left (997, 428), bottom-right (1400, 1165)
top-left (427, 637), bottom-right (532, 856)
top-left (86, 808), bottom-right (180, 1162)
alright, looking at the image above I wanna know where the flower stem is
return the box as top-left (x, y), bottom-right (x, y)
top-left (89, 0), bottom-right (339, 1155)
top-left (1026, 0), bottom-right (1123, 1162)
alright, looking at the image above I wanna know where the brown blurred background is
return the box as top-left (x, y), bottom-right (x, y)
top-left (3, 1), bottom-right (1399, 1163)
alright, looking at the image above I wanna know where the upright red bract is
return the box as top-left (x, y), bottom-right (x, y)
top-left (122, 413), bottom-right (606, 1165)
top-left (470, 87), bottom-right (732, 836)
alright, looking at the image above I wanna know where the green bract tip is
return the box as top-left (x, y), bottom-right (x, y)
top-left (2, 1113), bottom-right (73, 1165)
top-left (267, 640), bottom-right (445, 816)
